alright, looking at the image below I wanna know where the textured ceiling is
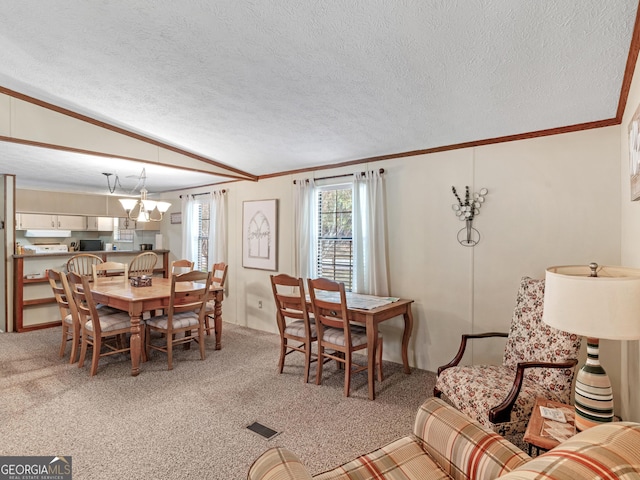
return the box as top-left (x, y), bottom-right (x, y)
top-left (0, 0), bottom-right (638, 194)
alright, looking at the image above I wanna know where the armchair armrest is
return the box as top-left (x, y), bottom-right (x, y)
top-left (414, 398), bottom-right (529, 478)
top-left (433, 332), bottom-right (508, 397)
top-left (247, 447), bottom-right (313, 480)
top-left (488, 359), bottom-right (579, 423)
top-left (436, 332), bottom-right (508, 375)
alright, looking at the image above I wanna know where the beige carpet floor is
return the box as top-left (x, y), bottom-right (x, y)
top-left (0, 323), bottom-right (437, 479)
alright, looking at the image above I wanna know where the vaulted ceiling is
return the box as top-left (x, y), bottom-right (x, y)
top-left (0, 1), bottom-right (638, 195)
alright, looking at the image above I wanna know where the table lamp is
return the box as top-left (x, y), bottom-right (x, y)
top-left (542, 263), bottom-right (640, 431)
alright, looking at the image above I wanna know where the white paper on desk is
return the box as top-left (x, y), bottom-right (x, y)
top-left (313, 291), bottom-right (399, 310)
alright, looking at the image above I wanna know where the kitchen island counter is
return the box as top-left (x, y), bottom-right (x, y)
top-left (13, 250), bottom-right (170, 332)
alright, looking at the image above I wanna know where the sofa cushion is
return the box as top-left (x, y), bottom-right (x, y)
top-left (248, 447), bottom-right (313, 480)
top-left (498, 422), bottom-right (640, 479)
top-left (414, 397), bottom-right (530, 480)
top-left (313, 435), bottom-right (449, 480)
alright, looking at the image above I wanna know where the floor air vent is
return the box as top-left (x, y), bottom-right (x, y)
top-left (246, 421), bottom-right (280, 440)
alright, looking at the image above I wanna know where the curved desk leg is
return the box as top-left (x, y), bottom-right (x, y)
top-left (402, 304), bottom-right (414, 374)
top-left (130, 314), bottom-right (142, 376)
top-left (367, 316), bottom-right (377, 401)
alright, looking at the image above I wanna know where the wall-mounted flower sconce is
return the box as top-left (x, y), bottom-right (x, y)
top-left (451, 186), bottom-right (488, 247)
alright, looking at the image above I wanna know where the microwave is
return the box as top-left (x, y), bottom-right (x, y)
top-left (79, 239), bottom-right (103, 251)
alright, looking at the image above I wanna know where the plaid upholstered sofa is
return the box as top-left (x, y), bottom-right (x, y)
top-left (248, 397), bottom-right (640, 480)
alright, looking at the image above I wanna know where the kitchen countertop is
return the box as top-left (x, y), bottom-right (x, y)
top-left (13, 249), bottom-right (169, 258)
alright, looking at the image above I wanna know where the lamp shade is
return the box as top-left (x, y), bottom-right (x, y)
top-left (119, 198), bottom-right (138, 211)
top-left (543, 265), bottom-right (640, 340)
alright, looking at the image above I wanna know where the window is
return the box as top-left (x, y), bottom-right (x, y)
top-left (196, 201), bottom-right (210, 271)
top-left (317, 185), bottom-right (353, 290)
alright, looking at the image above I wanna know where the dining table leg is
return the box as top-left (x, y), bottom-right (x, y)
top-left (130, 314), bottom-right (143, 376)
top-left (401, 305), bottom-right (414, 374)
top-left (366, 315), bottom-right (377, 401)
top-left (214, 293), bottom-right (223, 350)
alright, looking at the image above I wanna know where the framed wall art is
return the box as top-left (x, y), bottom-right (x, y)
top-left (629, 102), bottom-right (640, 200)
top-left (242, 199), bottom-right (278, 270)
top-left (170, 212), bottom-right (182, 224)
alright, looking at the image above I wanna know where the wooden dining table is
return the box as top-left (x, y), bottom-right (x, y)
top-left (90, 276), bottom-right (224, 376)
top-left (307, 292), bottom-right (414, 400)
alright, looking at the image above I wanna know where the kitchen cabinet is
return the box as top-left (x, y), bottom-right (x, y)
top-left (57, 215), bottom-right (87, 230)
top-left (16, 213), bottom-right (87, 230)
top-left (86, 216), bottom-right (114, 231)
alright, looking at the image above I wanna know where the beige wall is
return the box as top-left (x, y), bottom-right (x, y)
top-left (162, 124), bottom-right (624, 412)
top-left (620, 50), bottom-right (640, 422)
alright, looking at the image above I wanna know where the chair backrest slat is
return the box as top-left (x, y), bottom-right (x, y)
top-left (307, 277), bottom-right (350, 333)
top-left (167, 270), bottom-right (212, 322)
top-left (92, 262), bottom-right (128, 283)
top-left (68, 271), bottom-right (102, 336)
top-left (67, 254), bottom-right (103, 277)
top-left (129, 252), bottom-right (158, 277)
top-left (170, 259), bottom-right (194, 275)
top-left (270, 274), bottom-right (312, 334)
top-left (212, 262), bottom-right (228, 288)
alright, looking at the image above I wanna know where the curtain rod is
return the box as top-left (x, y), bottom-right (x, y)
top-left (179, 189), bottom-right (226, 198)
top-left (293, 168), bottom-right (384, 184)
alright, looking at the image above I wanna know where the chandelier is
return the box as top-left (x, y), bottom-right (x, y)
top-left (119, 188), bottom-right (171, 222)
top-left (106, 168), bottom-right (171, 222)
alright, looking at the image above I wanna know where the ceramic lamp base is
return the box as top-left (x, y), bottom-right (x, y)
top-left (574, 338), bottom-right (614, 431)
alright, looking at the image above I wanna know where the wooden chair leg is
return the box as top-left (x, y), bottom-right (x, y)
top-left (198, 324), bottom-right (206, 360)
top-left (344, 353), bottom-right (352, 397)
top-left (316, 344), bottom-right (324, 385)
top-left (59, 324), bottom-right (69, 358)
top-left (377, 336), bottom-right (384, 382)
top-left (303, 342), bottom-right (312, 383)
top-left (78, 336), bottom-right (89, 368)
top-left (167, 334), bottom-right (173, 370)
top-left (278, 338), bottom-right (287, 373)
top-left (90, 336), bottom-right (101, 376)
top-left (69, 325), bottom-right (80, 364)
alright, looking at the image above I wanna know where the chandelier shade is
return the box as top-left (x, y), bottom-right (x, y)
top-left (119, 188), bottom-right (170, 222)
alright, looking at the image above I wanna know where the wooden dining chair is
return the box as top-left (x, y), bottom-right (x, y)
top-left (92, 261), bottom-right (129, 283)
top-left (68, 271), bottom-right (133, 376)
top-left (48, 268), bottom-right (81, 363)
top-left (145, 270), bottom-right (212, 370)
top-left (67, 253), bottom-right (103, 277)
top-left (270, 274), bottom-right (317, 383)
top-left (170, 259), bottom-right (194, 275)
top-left (307, 277), bottom-right (383, 397)
top-left (205, 262), bottom-right (228, 336)
top-left (129, 251), bottom-right (158, 277)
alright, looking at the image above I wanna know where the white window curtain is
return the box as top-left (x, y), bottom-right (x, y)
top-left (293, 177), bottom-right (317, 280)
top-left (352, 170), bottom-right (389, 296)
top-left (181, 194), bottom-right (198, 264)
top-left (208, 189), bottom-right (227, 265)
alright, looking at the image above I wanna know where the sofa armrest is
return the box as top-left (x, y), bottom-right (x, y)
top-left (247, 447), bottom-right (313, 480)
top-left (414, 398), bottom-right (530, 480)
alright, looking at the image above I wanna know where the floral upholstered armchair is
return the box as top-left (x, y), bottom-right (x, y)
top-left (434, 276), bottom-right (582, 436)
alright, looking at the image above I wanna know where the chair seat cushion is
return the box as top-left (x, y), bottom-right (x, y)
top-left (284, 319), bottom-right (316, 338)
top-left (146, 311), bottom-right (200, 330)
top-left (435, 364), bottom-right (572, 436)
top-left (85, 311), bottom-right (131, 332)
top-left (64, 313), bottom-right (74, 325)
top-left (321, 326), bottom-right (369, 347)
top-left (314, 435), bottom-right (448, 480)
